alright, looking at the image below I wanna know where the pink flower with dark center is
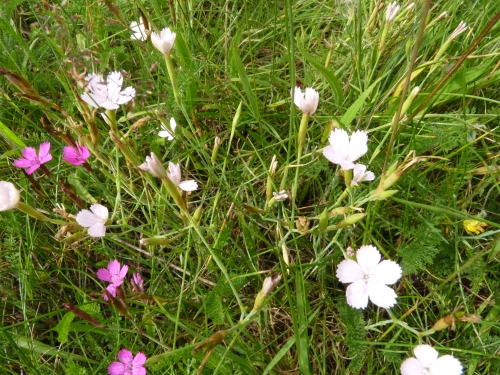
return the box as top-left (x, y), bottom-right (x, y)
top-left (13, 142), bottom-right (52, 174)
top-left (63, 142), bottom-right (90, 166)
top-left (108, 349), bottom-right (147, 375)
top-left (97, 260), bottom-right (129, 299)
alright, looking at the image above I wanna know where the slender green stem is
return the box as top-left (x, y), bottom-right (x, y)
top-left (164, 55), bottom-right (181, 107)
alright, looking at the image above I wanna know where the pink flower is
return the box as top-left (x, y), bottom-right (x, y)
top-left (131, 273), bottom-right (144, 292)
top-left (97, 260), bottom-right (129, 299)
top-left (63, 142), bottom-right (90, 165)
top-left (13, 142), bottom-right (52, 174)
top-left (108, 349), bottom-right (147, 375)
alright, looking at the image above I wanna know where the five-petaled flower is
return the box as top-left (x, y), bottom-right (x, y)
top-left (108, 349), bottom-right (147, 375)
top-left (400, 344), bottom-right (463, 375)
top-left (293, 87), bottom-right (319, 115)
top-left (13, 142), bottom-right (53, 175)
top-left (139, 152), bottom-right (168, 179)
top-left (97, 260), bottom-right (129, 299)
top-left (336, 245), bottom-right (402, 309)
top-left (130, 20), bottom-right (147, 41)
top-left (151, 27), bottom-right (176, 56)
top-left (81, 71), bottom-right (135, 110)
top-left (352, 164), bottom-right (375, 186)
top-left (0, 181), bottom-right (20, 211)
top-left (323, 129), bottom-right (368, 170)
top-left (63, 142), bottom-right (90, 166)
top-left (167, 162), bottom-right (199, 192)
top-left (76, 204), bottom-right (109, 237)
top-left (158, 118), bottom-right (177, 140)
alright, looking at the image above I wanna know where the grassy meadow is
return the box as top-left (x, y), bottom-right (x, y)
top-left (1, 0), bottom-right (500, 374)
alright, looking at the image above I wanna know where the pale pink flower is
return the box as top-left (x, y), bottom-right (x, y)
top-left (401, 345), bottom-right (463, 375)
top-left (167, 162), bottom-right (198, 192)
top-left (76, 204), bottom-right (108, 237)
top-left (293, 87), bottom-right (319, 115)
top-left (0, 181), bottom-right (20, 211)
top-left (151, 27), bottom-right (176, 56)
top-left (352, 164), bottom-right (375, 186)
top-left (63, 142), bottom-right (90, 166)
top-left (323, 129), bottom-right (368, 170)
top-left (97, 260), bottom-right (129, 299)
top-left (81, 72), bottom-right (135, 110)
top-left (336, 245), bottom-right (402, 309)
top-left (158, 118), bottom-right (177, 140)
top-left (108, 349), bottom-right (147, 375)
top-left (13, 142), bottom-right (52, 174)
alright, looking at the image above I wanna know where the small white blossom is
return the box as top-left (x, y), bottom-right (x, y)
top-left (151, 27), bottom-right (176, 56)
top-left (81, 72), bottom-right (135, 110)
top-left (336, 245), bottom-right (401, 309)
top-left (352, 164), bottom-right (375, 186)
top-left (76, 204), bottom-right (108, 238)
top-left (167, 162), bottom-right (198, 192)
top-left (386, 2), bottom-right (401, 23)
top-left (323, 129), bottom-right (368, 170)
top-left (272, 190), bottom-right (288, 201)
top-left (158, 118), bottom-right (177, 140)
top-left (0, 181), bottom-right (20, 211)
top-left (293, 87), bottom-right (319, 115)
top-left (400, 345), bottom-right (463, 375)
top-left (130, 20), bottom-right (147, 41)
top-left (139, 152), bottom-right (168, 179)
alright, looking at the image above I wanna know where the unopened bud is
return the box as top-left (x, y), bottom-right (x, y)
top-left (193, 205), bottom-right (203, 224)
top-left (253, 275), bottom-right (281, 312)
top-left (335, 213), bottom-right (366, 228)
top-left (140, 237), bottom-right (174, 246)
top-left (399, 86), bottom-right (420, 119)
top-left (211, 136), bottom-right (221, 164)
top-left (318, 207), bottom-right (329, 231)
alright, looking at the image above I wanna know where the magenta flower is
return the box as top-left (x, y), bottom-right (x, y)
top-left (108, 349), bottom-right (147, 375)
top-left (63, 142), bottom-right (90, 166)
top-left (13, 142), bottom-right (52, 174)
top-left (97, 260), bottom-right (129, 299)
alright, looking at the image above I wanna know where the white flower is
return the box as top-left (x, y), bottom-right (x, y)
top-left (139, 152), bottom-right (168, 179)
top-left (449, 21), bottom-right (467, 41)
top-left (158, 118), bottom-right (177, 140)
top-left (386, 2), bottom-right (401, 23)
top-left (293, 87), bottom-right (319, 115)
top-left (151, 27), bottom-right (176, 56)
top-left (400, 345), bottom-right (463, 375)
top-left (272, 190), bottom-right (288, 201)
top-left (336, 245), bottom-right (401, 309)
top-left (167, 162), bottom-right (198, 192)
top-left (76, 204), bottom-right (108, 238)
top-left (323, 129), bottom-right (368, 170)
top-left (0, 181), bottom-right (20, 211)
top-left (352, 164), bottom-right (375, 186)
top-left (81, 71), bottom-right (135, 110)
top-left (130, 20), bottom-right (147, 41)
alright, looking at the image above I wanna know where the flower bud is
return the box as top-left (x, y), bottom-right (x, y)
top-left (385, 2), bottom-right (401, 23)
top-left (318, 207), bottom-right (329, 231)
top-left (139, 152), bottom-right (168, 178)
top-left (211, 136), bottom-right (221, 164)
top-left (335, 213), bottom-right (366, 228)
top-left (253, 275), bottom-right (281, 312)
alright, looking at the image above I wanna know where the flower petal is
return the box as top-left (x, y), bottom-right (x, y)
top-left (90, 204), bottom-right (109, 221)
top-left (134, 367), bottom-right (146, 375)
top-left (25, 165), bottom-right (40, 175)
top-left (97, 268), bottom-right (112, 282)
top-left (371, 259), bottom-right (402, 285)
top-left (158, 130), bottom-right (174, 140)
top-left (119, 264), bottom-right (129, 279)
top-left (367, 281), bottom-right (397, 308)
top-left (336, 259), bottom-right (364, 283)
top-left (413, 345), bottom-right (439, 367)
top-left (430, 355), bottom-right (463, 375)
top-left (108, 260), bottom-right (121, 276)
top-left (81, 92), bottom-right (102, 108)
top-left (345, 280), bottom-right (369, 309)
top-left (170, 117), bottom-right (177, 131)
top-left (347, 130), bottom-right (368, 162)
top-left (117, 349), bottom-right (134, 364)
top-left (38, 142), bottom-right (51, 160)
top-left (77, 142), bottom-right (91, 160)
top-left (63, 146), bottom-right (79, 164)
top-left (400, 357), bottom-right (425, 375)
top-left (355, 245), bottom-right (381, 274)
top-left (13, 158), bottom-right (32, 168)
top-left (106, 284), bottom-right (117, 297)
top-left (293, 86), bottom-right (304, 109)
top-left (328, 129), bottom-right (349, 160)
top-left (88, 222), bottom-right (106, 237)
top-left (22, 147), bottom-right (37, 160)
top-left (108, 361), bottom-right (125, 375)
top-left (167, 162), bottom-right (181, 186)
top-left (133, 352), bottom-right (147, 366)
top-left (106, 71), bottom-right (123, 98)
top-left (179, 180), bottom-right (198, 192)
top-left (76, 210), bottom-right (98, 227)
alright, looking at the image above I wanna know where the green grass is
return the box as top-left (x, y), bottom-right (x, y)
top-left (1, 0), bottom-right (500, 374)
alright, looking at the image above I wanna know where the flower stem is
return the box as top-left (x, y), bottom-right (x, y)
top-left (17, 202), bottom-right (68, 225)
top-left (292, 113), bottom-right (310, 203)
top-left (164, 55), bottom-right (181, 107)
